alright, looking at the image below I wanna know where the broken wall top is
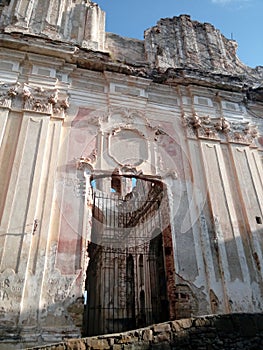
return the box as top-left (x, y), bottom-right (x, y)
top-left (0, 0), bottom-right (105, 50)
top-left (144, 15), bottom-right (245, 73)
top-left (107, 15), bottom-right (262, 83)
top-left (0, 2), bottom-right (262, 96)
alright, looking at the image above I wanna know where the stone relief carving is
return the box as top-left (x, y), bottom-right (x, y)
top-left (182, 113), bottom-right (259, 145)
top-left (76, 107), bottom-right (154, 170)
top-left (107, 107), bottom-right (170, 146)
top-left (0, 82), bottom-right (69, 116)
top-left (108, 106), bottom-right (145, 121)
top-left (75, 107), bottom-right (180, 179)
top-left (85, 106), bottom-right (160, 140)
top-left (78, 149), bottom-right (98, 170)
top-left (39, 242), bottom-right (82, 329)
top-left (23, 85), bottom-right (54, 113)
top-left (0, 82), bottom-right (20, 108)
top-left (228, 123), bottom-right (258, 144)
top-left (52, 97), bottom-right (70, 118)
top-left (107, 107), bottom-right (151, 130)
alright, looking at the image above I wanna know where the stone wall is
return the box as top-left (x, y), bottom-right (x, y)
top-left (27, 313), bottom-right (263, 350)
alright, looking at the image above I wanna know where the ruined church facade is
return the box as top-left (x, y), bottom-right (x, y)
top-left (0, 0), bottom-right (263, 348)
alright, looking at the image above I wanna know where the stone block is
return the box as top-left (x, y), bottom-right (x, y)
top-left (128, 344), bottom-right (150, 350)
top-left (194, 317), bottom-right (211, 327)
top-left (65, 339), bottom-right (86, 350)
top-left (108, 337), bottom-right (115, 346)
top-left (153, 323), bottom-right (171, 333)
top-left (87, 338), bottom-right (110, 349)
top-left (142, 329), bottom-right (153, 342)
top-left (153, 332), bottom-right (170, 343)
top-left (172, 330), bottom-right (190, 344)
top-left (171, 321), bottom-right (182, 333)
top-left (51, 345), bottom-right (66, 350)
top-left (112, 345), bottom-right (122, 350)
top-left (178, 318), bottom-right (193, 329)
top-left (121, 344), bottom-right (143, 350)
top-left (117, 334), bottom-right (138, 344)
top-left (203, 331), bottom-right (217, 339)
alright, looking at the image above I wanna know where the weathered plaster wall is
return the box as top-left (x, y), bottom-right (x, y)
top-left (0, 48), bottom-right (262, 346)
top-left (0, 3), bottom-right (263, 348)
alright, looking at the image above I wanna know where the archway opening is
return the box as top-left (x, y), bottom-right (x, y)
top-left (83, 175), bottom-right (174, 336)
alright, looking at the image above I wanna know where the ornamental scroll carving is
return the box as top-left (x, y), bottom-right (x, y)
top-left (182, 113), bottom-right (259, 145)
top-left (0, 83), bottom-right (69, 117)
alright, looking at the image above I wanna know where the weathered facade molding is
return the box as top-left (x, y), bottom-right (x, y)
top-left (0, 2), bottom-right (262, 349)
top-left (0, 82), bottom-right (69, 117)
top-left (182, 113), bottom-right (259, 145)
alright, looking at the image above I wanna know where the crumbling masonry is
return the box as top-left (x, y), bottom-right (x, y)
top-left (0, 1), bottom-right (262, 348)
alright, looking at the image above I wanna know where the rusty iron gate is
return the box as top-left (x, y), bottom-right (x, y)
top-left (84, 181), bottom-right (169, 336)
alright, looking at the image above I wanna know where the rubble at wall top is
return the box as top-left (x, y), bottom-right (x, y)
top-left (0, 1), bottom-right (262, 97)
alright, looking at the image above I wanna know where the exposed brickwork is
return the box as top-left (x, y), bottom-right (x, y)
top-left (27, 313), bottom-right (263, 350)
top-left (162, 224), bottom-right (177, 320)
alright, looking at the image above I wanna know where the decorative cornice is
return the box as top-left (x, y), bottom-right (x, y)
top-left (182, 113), bottom-right (259, 145)
top-left (0, 31), bottom-right (261, 92)
top-left (228, 122), bottom-right (258, 145)
top-left (0, 82), bottom-right (69, 117)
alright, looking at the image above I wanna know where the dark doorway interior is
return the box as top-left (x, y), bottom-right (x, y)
top-left (84, 177), bottom-right (170, 336)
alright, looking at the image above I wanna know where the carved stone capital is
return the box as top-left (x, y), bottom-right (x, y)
top-left (52, 98), bottom-right (69, 119)
top-left (182, 113), bottom-right (215, 139)
top-left (182, 113), bottom-right (259, 145)
top-left (227, 122), bottom-right (258, 145)
top-left (23, 85), bottom-right (56, 114)
top-left (0, 82), bottom-right (20, 109)
top-left (0, 83), bottom-right (70, 116)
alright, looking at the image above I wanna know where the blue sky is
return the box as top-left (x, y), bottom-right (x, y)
top-left (96, 0), bottom-right (262, 68)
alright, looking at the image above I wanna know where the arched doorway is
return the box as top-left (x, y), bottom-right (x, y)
top-left (84, 176), bottom-right (172, 336)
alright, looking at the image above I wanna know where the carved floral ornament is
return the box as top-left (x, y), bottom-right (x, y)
top-left (103, 107), bottom-right (169, 143)
top-left (182, 113), bottom-right (259, 145)
top-left (76, 107), bottom-right (170, 171)
top-left (0, 82), bottom-right (69, 116)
